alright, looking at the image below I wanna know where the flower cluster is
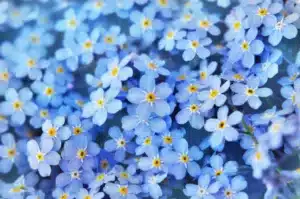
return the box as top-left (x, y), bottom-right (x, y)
top-left (0, 0), bottom-right (299, 199)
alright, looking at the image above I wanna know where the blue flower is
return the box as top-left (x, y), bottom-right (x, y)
top-left (115, 164), bottom-right (142, 184)
top-left (89, 170), bottom-right (115, 190)
top-left (176, 31), bottom-right (212, 61)
top-left (41, 116), bottom-right (71, 150)
top-left (52, 188), bottom-right (75, 199)
top-left (127, 75), bottom-right (172, 116)
top-left (0, 88), bottom-right (38, 126)
top-left (122, 105), bottom-right (167, 137)
top-left (129, 6), bottom-right (163, 44)
top-left (27, 138), bottom-right (60, 177)
top-left (67, 114), bottom-right (93, 137)
top-left (262, 13), bottom-right (299, 46)
top-left (176, 80), bottom-right (204, 103)
top-left (249, 145), bottom-right (271, 178)
top-left (143, 172), bottom-right (167, 199)
top-left (278, 64), bottom-right (299, 86)
top-left (224, 7), bottom-right (247, 41)
top-left (83, 0), bottom-right (115, 20)
top-left (31, 71), bottom-right (66, 107)
top-left (280, 79), bottom-right (300, 109)
top-left (0, 133), bottom-right (19, 173)
top-left (176, 98), bottom-right (205, 129)
top-left (204, 106), bottom-right (243, 148)
top-left (231, 76), bottom-right (273, 109)
top-left (135, 133), bottom-right (161, 155)
top-left (198, 60), bottom-right (217, 83)
top-left (192, 13), bottom-right (221, 36)
top-left (133, 54), bottom-right (170, 78)
top-left (228, 28), bottom-right (264, 67)
top-left (104, 127), bottom-right (135, 162)
top-left (165, 139), bottom-right (203, 179)
top-left (77, 188), bottom-right (104, 199)
top-left (101, 54), bottom-right (133, 88)
top-left (184, 174), bottom-right (221, 199)
top-left (62, 135), bottom-right (100, 170)
top-left (82, 87), bottom-right (122, 126)
top-left (221, 176), bottom-right (248, 199)
top-left (55, 8), bottom-right (86, 34)
top-left (158, 28), bottom-right (186, 51)
top-left (95, 25), bottom-right (126, 56)
top-left (104, 182), bottom-right (141, 199)
top-left (198, 76), bottom-right (230, 111)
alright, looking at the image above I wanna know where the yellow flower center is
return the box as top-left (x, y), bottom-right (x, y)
top-left (152, 157), bottom-right (162, 168)
top-left (218, 121), bottom-right (227, 129)
top-left (142, 18), bottom-right (152, 29)
top-left (100, 159), bottom-right (109, 169)
top-left (255, 152), bottom-right (262, 160)
top-left (13, 101), bottom-right (23, 110)
top-left (59, 193), bottom-right (69, 199)
top-left (48, 127), bottom-right (57, 137)
top-left (7, 148), bottom-right (16, 158)
top-left (158, 0), bottom-right (168, 6)
top-left (209, 89), bottom-right (219, 99)
top-left (76, 100), bottom-right (84, 107)
top-left (257, 8), bottom-right (268, 17)
top-left (84, 195), bottom-right (91, 199)
top-left (0, 115), bottom-right (5, 120)
top-left (68, 19), bottom-right (77, 28)
top-left (189, 104), bottom-right (199, 113)
top-left (83, 40), bottom-right (93, 49)
top-left (233, 73), bottom-right (244, 81)
top-left (191, 40), bottom-right (199, 48)
top-left (188, 84), bottom-right (198, 93)
top-left (95, 1), bottom-right (103, 8)
top-left (166, 31), bottom-right (174, 39)
top-left (96, 173), bottom-right (105, 181)
top-left (215, 169), bottom-right (223, 176)
top-left (146, 92), bottom-right (156, 103)
top-left (148, 62), bottom-right (157, 70)
top-left (199, 20), bottom-right (210, 28)
top-left (270, 123), bottom-right (281, 133)
top-left (290, 73), bottom-right (298, 81)
top-left (104, 36), bottom-right (114, 44)
top-left (179, 154), bottom-right (189, 163)
top-left (241, 41), bottom-right (249, 51)
top-left (177, 74), bottom-right (186, 80)
top-left (73, 127), bottom-right (83, 135)
top-left (111, 66), bottom-right (119, 77)
top-left (97, 99), bottom-right (104, 107)
top-left (233, 21), bottom-right (241, 31)
top-left (120, 172), bottom-right (129, 179)
top-left (117, 138), bottom-right (126, 148)
top-left (40, 110), bottom-right (49, 118)
top-left (27, 59), bottom-right (36, 68)
top-left (200, 71), bottom-right (207, 80)
top-left (245, 88), bottom-right (255, 96)
top-left (0, 72), bottom-right (9, 81)
top-left (36, 152), bottom-right (44, 161)
top-left (144, 137), bottom-right (152, 145)
top-left (10, 185), bottom-right (25, 193)
top-left (225, 190), bottom-right (233, 198)
top-left (56, 66), bottom-right (64, 73)
top-left (44, 87), bottom-right (54, 96)
top-left (77, 149), bottom-right (87, 160)
top-left (163, 136), bottom-right (173, 144)
top-left (119, 186), bottom-right (128, 196)
top-left (30, 35), bottom-right (40, 44)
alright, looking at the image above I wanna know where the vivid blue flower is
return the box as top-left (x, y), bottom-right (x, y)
top-left (280, 79), bottom-right (300, 109)
top-left (115, 164), bottom-right (142, 184)
top-left (101, 54), bottom-right (133, 88)
top-left (67, 114), bottom-right (93, 137)
top-left (142, 172), bottom-right (167, 199)
top-left (104, 182), bottom-right (141, 199)
top-left (198, 76), bottom-right (230, 111)
top-left (0, 133), bottom-right (19, 173)
top-left (176, 80), bottom-right (204, 103)
top-left (0, 87), bottom-right (38, 126)
top-left (176, 31), bottom-right (212, 61)
top-left (158, 28), bottom-right (186, 51)
top-left (224, 7), bottom-right (247, 41)
top-left (133, 54), bottom-right (170, 78)
top-left (278, 64), bottom-right (299, 86)
top-left (221, 176), bottom-right (248, 199)
top-left (192, 13), bottom-right (221, 36)
top-left (104, 127), bottom-right (135, 162)
top-left (129, 6), bottom-right (163, 44)
top-left (135, 133), bottom-right (161, 155)
top-left (164, 138), bottom-right (203, 179)
top-left (228, 28), bottom-right (264, 68)
top-left (27, 138), bottom-right (60, 177)
top-left (198, 60), bottom-right (217, 83)
top-left (62, 135), bottom-right (100, 170)
top-left (82, 87), bottom-right (122, 126)
top-left (204, 106), bottom-right (243, 148)
top-left (52, 187), bottom-right (75, 199)
top-left (55, 8), bottom-right (86, 34)
top-left (262, 13), bottom-right (299, 46)
top-left (77, 188), bottom-right (104, 199)
top-left (231, 76), bottom-right (273, 109)
top-left (184, 174), bottom-right (221, 199)
top-left (127, 75), bottom-right (172, 117)
top-left (83, 0), bottom-right (115, 20)
top-left (89, 170), bottom-right (115, 190)
top-left (122, 105), bottom-right (167, 137)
